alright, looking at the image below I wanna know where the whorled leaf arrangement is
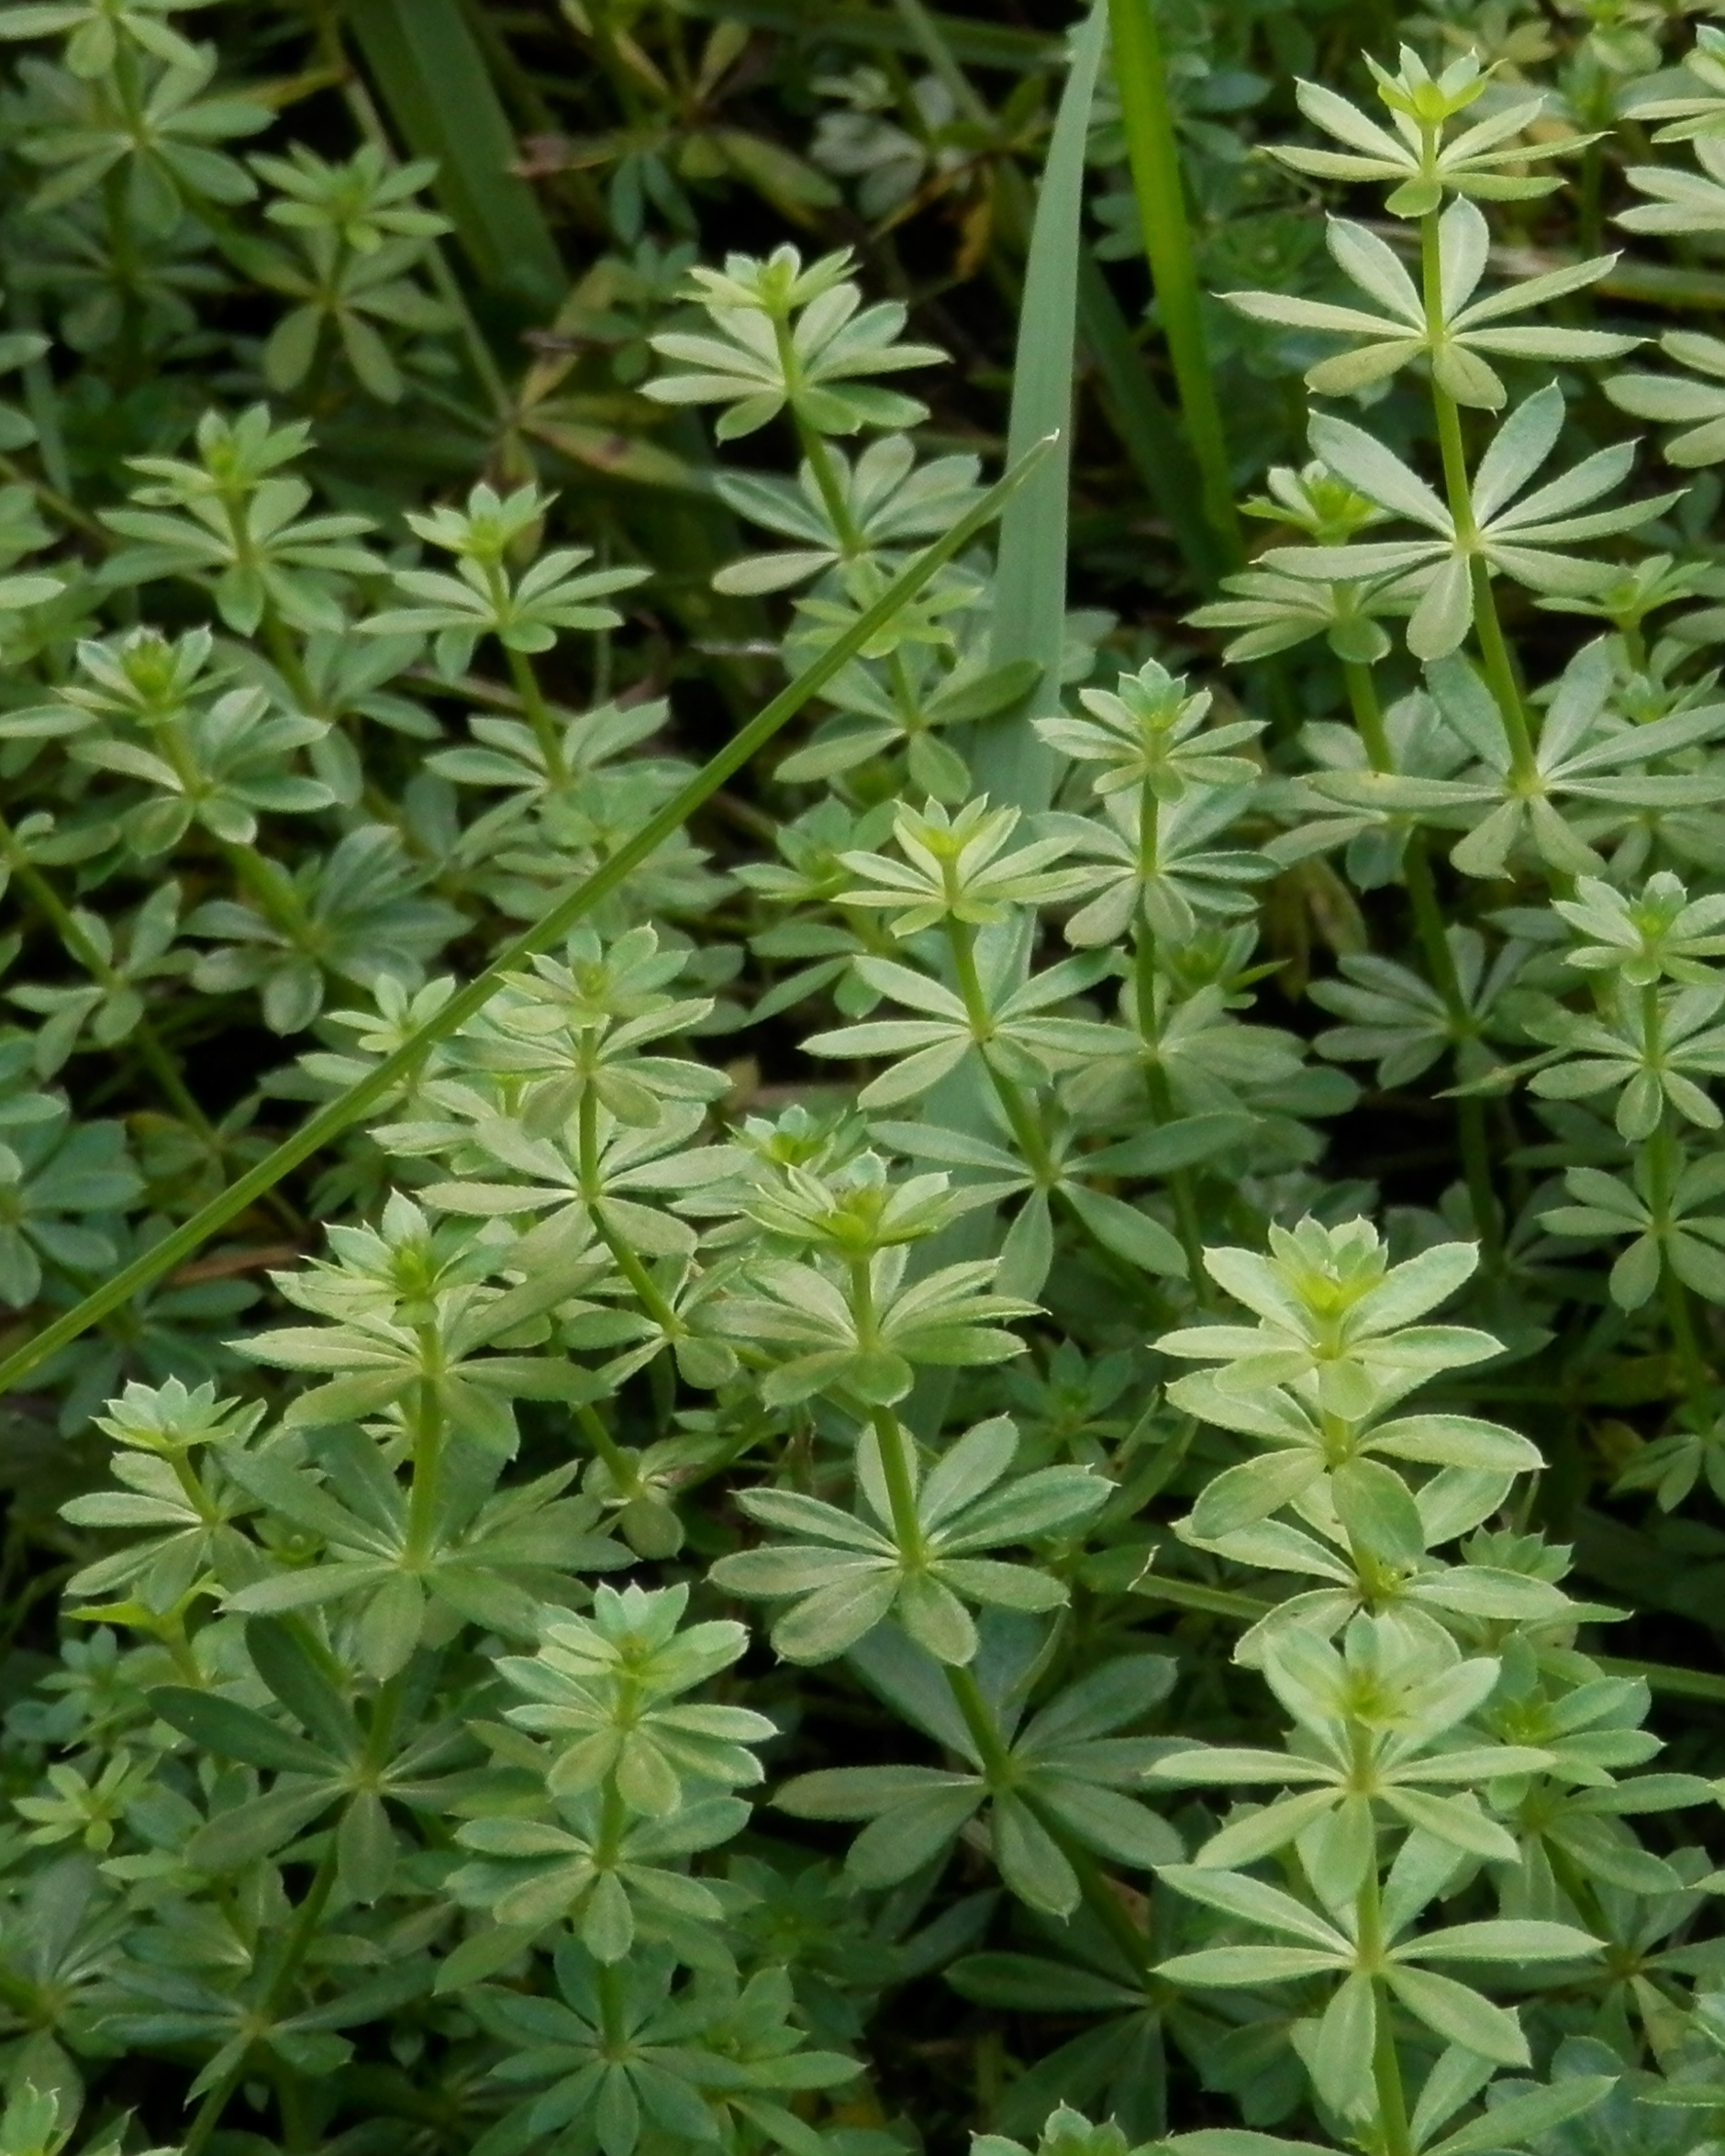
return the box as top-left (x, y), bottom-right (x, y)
top-left (3, 9), bottom-right (1725, 2156)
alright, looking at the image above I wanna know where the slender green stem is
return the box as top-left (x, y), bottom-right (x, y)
top-left (577, 1400), bottom-right (643, 1495)
top-left (876, 1396), bottom-right (1152, 1977)
top-left (940, 1659), bottom-right (1014, 1778)
top-left (890, 0), bottom-right (984, 122)
top-left (180, 1847), bottom-right (339, 2156)
top-left (943, 1659), bottom-right (1152, 1975)
top-left (138, 706), bottom-right (317, 956)
top-left (787, 417), bottom-right (929, 738)
top-left (1370, 1974), bottom-right (1414, 2156)
top-left (1344, 1741), bottom-right (1413, 2156)
top-left (6, 848), bottom-right (202, 1128)
top-left (946, 922), bottom-right (1160, 1302)
top-left (945, 923), bottom-right (1056, 1182)
top-left (0, 442), bottom-right (1054, 1399)
top-left (220, 839), bottom-right (314, 942)
top-left (404, 1333), bottom-right (444, 1568)
top-left (1417, 209), bottom-right (1537, 782)
top-left (1649, 1103), bottom-right (1709, 1396)
top-left (867, 1399), bottom-right (927, 1558)
top-left (1343, 661), bottom-right (1500, 1259)
top-left (1127, 784), bottom-right (1209, 1289)
top-left (1546, 1835), bottom-right (1613, 1943)
top-left (1106, 0), bottom-right (1241, 562)
top-left (579, 1089), bottom-right (684, 1341)
top-left (262, 606), bottom-right (317, 709)
top-left (505, 643), bottom-right (569, 786)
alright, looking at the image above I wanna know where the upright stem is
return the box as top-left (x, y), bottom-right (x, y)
top-left (1128, 783), bottom-right (1209, 1290)
top-left (866, 1399), bottom-right (926, 1559)
top-left (262, 606), bottom-right (316, 709)
top-left (1648, 1085), bottom-right (1709, 1396)
top-left (181, 1847), bottom-right (339, 2156)
top-left (5, 846), bottom-right (201, 1126)
top-left (944, 922), bottom-right (1056, 1184)
top-left (1342, 661), bottom-right (1500, 1259)
top-left (945, 1651), bottom-right (1152, 1976)
top-left (790, 417), bottom-right (929, 739)
top-left (404, 1331), bottom-right (444, 1568)
top-left (1370, 1981), bottom-right (1415, 2156)
top-left (1107, 0), bottom-right (1241, 562)
top-left (577, 1088), bottom-right (684, 1343)
top-left (577, 1400), bottom-right (645, 1496)
top-left (1417, 209), bottom-right (1538, 784)
top-left (862, 1398), bottom-right (1156, 1977)
top-left (505, 644), bottom-right (569, 788)
top-left (1348, 1739), bottom-right (1413, 2156)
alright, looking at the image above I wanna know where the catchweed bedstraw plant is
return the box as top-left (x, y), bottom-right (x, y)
top-left (9, 3), bottom-right (1725, 2155)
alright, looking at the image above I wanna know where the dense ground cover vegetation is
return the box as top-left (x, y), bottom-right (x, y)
top-left (13, 1), bottom-right (1725, 2153)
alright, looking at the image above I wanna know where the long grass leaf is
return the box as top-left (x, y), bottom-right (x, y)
top-left (1107, 0), bottom-right (1242, 566)
top-left (891, 0), bottom-right (1219, 595)
top-left (344, 0), bottom-right (564, 308)
top-left (973, 0), bottom-right (1108, 815)
top-left (0, 442), bottom-right (1053, 1400)
top-left (906, 6), bottom-right (1108, 1441)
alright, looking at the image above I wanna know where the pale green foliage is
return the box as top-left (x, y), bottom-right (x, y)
top-left (9, 9), bottom-right (1725, 2156)
top-left (1227, 197), bottom-right (1634, 408)
top-left (365, 481), bottom-right (648, 677)
top-left (642, 244), bottom-right (945, 439)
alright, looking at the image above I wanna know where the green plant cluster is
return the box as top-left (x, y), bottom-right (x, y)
top-left (7, 4), bottom-right (1725, 2156)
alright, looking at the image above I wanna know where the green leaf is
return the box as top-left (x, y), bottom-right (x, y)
top-left (149, 1686), bottom-right (332, 1775)
top-left (772, 1569), bottom-right (901, 1664)
top-left (1384, 1966), bottom-right (1527, 2063)
top-left (973, 0), bottom-right (1108, 809)
top-left (1107, 0), bottom-right (1241, 562)
top-left (0, 444), bottom-right (1053, 1398)
top-left (1169, 2137), bottom-right (1347, 2156)
top-left (1158, 1866), bottom-right (1348, 1950)
top-left (188, 1784), bottom-right (337, 1873)
top-left (1308, 1969), bottom-right (1376, 2120)
top-left (774, 1765), bottom-right (977, 1819)
top-left (1064, 1184), bottom-right (1188, 1276)
top-left (945, 1952), bottom-right (1142, 2013)
top-left (246, 1617), bottom-right (362, 1758)
top-left (991, 1791), bottom-right (1079, 1914)
top-left (1157, 1946), bottom-right (1348, 1985)
top-left (1426, 2077), bottom-right (1619, 2156)
top-left (1408, 1919), bottom-right (1600, 1962)
top-left (343, 0), bottom-right (562, 306)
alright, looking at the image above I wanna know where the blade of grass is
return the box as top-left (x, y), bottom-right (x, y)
top-left (972, 0), bottom-right (1107, 815)
top-left (1107, 0), bottom-right (1242, 565)
top-left (0, 440), bottom-right (1052, 1402)
top-left (893, 0), bottom-right (1224, 593)
top-left (907, 5), bottom-right (1107, 1442)
top-left (342, 0), bottom-right (564, 308)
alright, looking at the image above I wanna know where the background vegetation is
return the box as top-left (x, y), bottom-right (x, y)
top-left (6, 4), bottom-right (1725, 2156)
